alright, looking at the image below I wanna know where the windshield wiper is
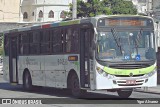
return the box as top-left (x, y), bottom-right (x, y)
top-left (134, 29), bottom-right (143, 54)
top-left (136, 29), bottom-right (143, 44)
top-left (111, 28), bottom-right (122, 54)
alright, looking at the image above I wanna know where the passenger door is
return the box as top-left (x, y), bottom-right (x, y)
top-left (9, 34), bottom-right (18, 83)
top-left (80, 27), bottom-right (93, 88)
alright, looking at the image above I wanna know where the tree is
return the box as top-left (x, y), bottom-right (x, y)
top-left (108, 0), bottom-right (137, 14)
top-left (68, 0), bottom-right (137, 18)
top-left (69, 0), bottom-right (112, 18)
top-left (86, 0), bottom-right (112, 17)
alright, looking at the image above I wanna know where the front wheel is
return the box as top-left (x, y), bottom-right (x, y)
top-left (69, 73), bottom-right (86, 98)
top-left (117, 90), bottom-right (132, 98)
top-left (23, 72), bottom-right (33, 91)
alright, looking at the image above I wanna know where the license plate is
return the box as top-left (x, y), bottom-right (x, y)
top-left (126, 80), bottom-right (136, 84)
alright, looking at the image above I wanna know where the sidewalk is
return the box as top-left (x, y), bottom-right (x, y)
top-left (134, 85), bottom-right (160, 94)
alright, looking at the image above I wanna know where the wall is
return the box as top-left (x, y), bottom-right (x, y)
top-left (0, 0), bottom-right (20, 22)
top-left (20, 0), bottom-right (72, 22)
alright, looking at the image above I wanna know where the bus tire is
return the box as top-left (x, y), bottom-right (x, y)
top-left (69, 73), bottom-right (85, 98)
top-left (117, 90), bottom-right (132, 98)
top-left (23, 71), bottom-right (33, 91)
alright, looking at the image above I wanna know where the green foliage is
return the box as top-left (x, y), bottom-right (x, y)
top-left (109, 0), bottom-right (137, 14)
top-left (0, 33), bottom-right (3, 55)
top-left (69, 0), bottom-right (112, 17)
top-left (68, 0), bottom-right (137, 18)
top-left (0, 47), bottom-right (3, 56)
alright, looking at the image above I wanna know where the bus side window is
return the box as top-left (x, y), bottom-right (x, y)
top-left (72, 28), bottom-right (79, 53)
top-left (66, 28), bottom-right (72, 53)
top-left (41, 30), bottom-right (51, 54)
top-left (50, 30), bottom-right (55, 53)
top-left (22, 32), bottom-right (30, 55)
top-left (29, 32), bottom-right (33, 54)
top-left (53, 28), bottom-right (63, 53)
top-left (65, 27), bottom-right (79, 53)
top-left (30, 32), bottom-right (40, 55)
top-left (19, 34), bottom-right (23, 55)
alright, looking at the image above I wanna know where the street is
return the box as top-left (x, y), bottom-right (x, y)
top-left (0, 74), bottom-right (160, 106)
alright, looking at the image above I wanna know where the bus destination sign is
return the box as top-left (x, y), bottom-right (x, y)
top-left (97, 17), bottom-right (153, 27)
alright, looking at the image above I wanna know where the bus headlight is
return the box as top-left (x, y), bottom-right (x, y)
top-left (103, 72), bottom-right (108, 77)
top-left (108, 74), bottom-right (115, 79)
top-left (96, 67), bottom-right (104, 74)
top-left (96, 66), bottom-right (108, 76)
top-left (144, 69), bottom-right (156, 78)
top-left (96, 66), bottom-right (114, 79)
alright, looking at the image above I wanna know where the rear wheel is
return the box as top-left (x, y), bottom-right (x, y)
top-left (117, 89), bottom-right (132, 98)
top-left (69, 73), bottom-right (86, 98)
top-left (23, 71), bottom-right (33, 91)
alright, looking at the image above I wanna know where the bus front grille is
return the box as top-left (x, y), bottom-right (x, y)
top-left (115, 79), bottom-right (144, 86)
top-left (118, 83), bottom-right (143, 86)
top-left (115, 74), bottom-right (144, 77)
top-left (109, 64), bottom-right (150, 69)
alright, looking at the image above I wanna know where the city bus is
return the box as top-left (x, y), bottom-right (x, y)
top-left (3, 15), bottom-right (157, 98)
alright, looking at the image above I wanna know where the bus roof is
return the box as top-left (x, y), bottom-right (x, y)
top-left (3, 15), bottom-right (153, 34)
top-left (3, 20), bottom-right (82, 34)
top-left (99, 14), bottom-right (153, 18)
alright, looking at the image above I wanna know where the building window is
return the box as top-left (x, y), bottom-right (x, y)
top-left (23, 12), bottom-right (28, 19)
top-left (39, 10), bottom-right (43, 18)
top-left (32, 12), bottom-right (34, 16)
top-left (60, 11), bottom-right (66, 19)
top-left (48, 10), bottom-right (54, 18)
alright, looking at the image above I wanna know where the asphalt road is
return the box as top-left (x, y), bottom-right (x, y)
top-left (0, 75), bottom-right (160, 107)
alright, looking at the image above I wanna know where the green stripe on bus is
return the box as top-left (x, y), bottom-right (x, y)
top-left (103, 65), bottom-right (156, 75)
top-left (59, 20), bottom-right (80, 26)
top-left (74, 61), bottom-right (80, 70)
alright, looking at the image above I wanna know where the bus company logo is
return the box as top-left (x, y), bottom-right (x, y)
top-left (129, 72), bottom-right (133, 77)
top-left (135, 55), bottom-right (141, 61)
top-left (1, 99), bottom-right (42, 104)
top-left (2, 99), bottom-right (12, 104)
top-left (124, 55), bottom-right (130, 60)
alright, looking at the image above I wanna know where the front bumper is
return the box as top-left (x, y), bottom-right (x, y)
top-left (95, 72), bottom-right (157, 90)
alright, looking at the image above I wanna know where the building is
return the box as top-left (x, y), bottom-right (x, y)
top-left (131, 0), bottom-right (148, 15)
top-left (0, 0), bottom-right (23, 34)
top-left (0, 0), bottom-right (73, 33)
top-left (20, 0), bottom-right (72, 23)
top-left (152, 0), bottom-right (160, 20)
top-left (0, 0), bottom-right (20, 22)
top-left (0, 0), bottom-right (73, 23)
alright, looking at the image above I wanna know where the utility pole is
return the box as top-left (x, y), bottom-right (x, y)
top-left (147, 0), bottom-right (153, 16)
top-left (72, 0), bottom-right (77, 19)
top-left (19, 0), bottom-right (21, 22)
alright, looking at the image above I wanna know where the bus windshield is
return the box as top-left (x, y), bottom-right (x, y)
top-left (96, 30), bottom-right (156, 62)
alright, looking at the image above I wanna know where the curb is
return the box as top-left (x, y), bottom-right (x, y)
top-left (134, 88), bottom-right (160, 95)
